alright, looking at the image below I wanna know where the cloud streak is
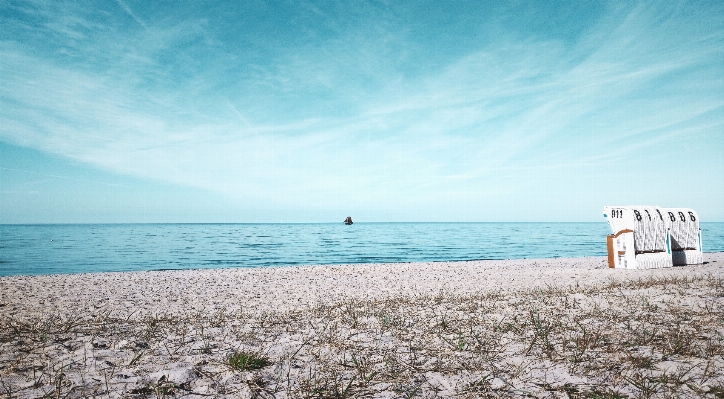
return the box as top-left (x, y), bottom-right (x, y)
top-left (113, 0), bottom-right (148, 30)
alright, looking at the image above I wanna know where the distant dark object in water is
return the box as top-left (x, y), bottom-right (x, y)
top-left (344, 216), bottom-right (353, 225)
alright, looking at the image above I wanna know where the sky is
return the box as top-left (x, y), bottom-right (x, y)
top-left (1, 0), bottom-right (723, 223)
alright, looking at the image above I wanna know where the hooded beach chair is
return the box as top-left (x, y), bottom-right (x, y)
top-left (662, 208), bottom-right (703, 265)
top-left (603, 206), bottom-right (673, 269)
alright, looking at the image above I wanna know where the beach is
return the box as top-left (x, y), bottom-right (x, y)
top-left (2, 253), bottom-right (723, 397)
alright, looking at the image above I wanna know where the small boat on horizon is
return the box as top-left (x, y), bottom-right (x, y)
top-left (344, 216), bottom-right (353, 225)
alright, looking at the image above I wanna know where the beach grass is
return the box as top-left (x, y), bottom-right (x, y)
top-left (228, 351), bottom-right (272, 372)
top-left (1, 272), bottom-right (723, 398)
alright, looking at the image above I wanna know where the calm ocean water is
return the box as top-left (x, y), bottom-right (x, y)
top-left (1, 223), bottom-right (723, 276)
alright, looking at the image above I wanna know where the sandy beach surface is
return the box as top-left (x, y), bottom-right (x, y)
top-left (2, 254), bottom-right (723, 398)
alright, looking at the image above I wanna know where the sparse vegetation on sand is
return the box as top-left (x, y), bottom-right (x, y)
top-left (1, 274), bottom-right (723, 398)
top-left (228, 351), bottom-right (272, 372)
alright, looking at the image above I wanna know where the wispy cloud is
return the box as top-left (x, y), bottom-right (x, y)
top-left (113, 0), bottom-right (148, 30)
top-left (0, 167), bottom-right (128, 187)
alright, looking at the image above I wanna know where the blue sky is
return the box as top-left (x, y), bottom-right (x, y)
top-left (1, 1), bottom-right (723, 223)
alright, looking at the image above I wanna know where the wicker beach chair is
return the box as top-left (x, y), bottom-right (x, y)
top-left (662, 208), bottom-right (703, 265)
top-left (603, 206), bottom-right (672, 269)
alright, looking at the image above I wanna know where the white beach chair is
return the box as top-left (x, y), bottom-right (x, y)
top-left (662, 208), bottom-right (703, 265)
top-left (603, 206), bottom-right (672, 269)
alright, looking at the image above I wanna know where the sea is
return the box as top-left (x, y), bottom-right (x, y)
top-left (1, 222), bottom-right (723, 277)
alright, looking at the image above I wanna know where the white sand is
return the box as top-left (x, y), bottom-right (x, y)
top-left (1, 254), bottom-right (723, 398)
top-left (2, 253), bottom-right (722, 318)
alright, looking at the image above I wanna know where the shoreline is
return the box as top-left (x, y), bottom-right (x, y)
top-left (2, 254), bottom-right (723, 397)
